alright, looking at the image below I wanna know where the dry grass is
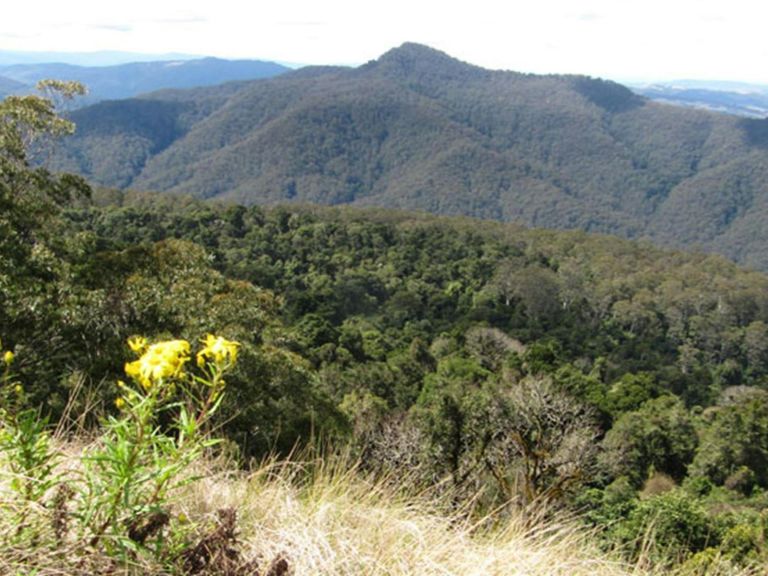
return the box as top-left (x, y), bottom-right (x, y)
top-left (177, 456), bottom-right (640, 576)
top-left (1, 444), bottom-right (754, 576)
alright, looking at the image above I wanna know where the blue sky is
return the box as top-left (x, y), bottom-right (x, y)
top-left (2, 0), bottom-right (766, 83)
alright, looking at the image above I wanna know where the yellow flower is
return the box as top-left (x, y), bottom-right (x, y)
top-left (115, 397), bottom-right (126, 410)
top-left (14, 384), bottom-right (22, 395)
top-left (3, 350), bottom-right (14, 365)
top-left (125, 339), bottom-right (190, 390)
top-left (128, 336), bottom-right (147, 354)
top-left (196, 334), bottom-right (240, 368)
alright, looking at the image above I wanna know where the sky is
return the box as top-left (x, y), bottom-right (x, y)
top-left (2, 0), bottom-right (767, 84)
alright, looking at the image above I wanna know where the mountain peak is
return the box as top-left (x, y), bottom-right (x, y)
top-left (380, 42), bottom-right (454, 61)
top-left (360, 42), bottom-right (487, 82)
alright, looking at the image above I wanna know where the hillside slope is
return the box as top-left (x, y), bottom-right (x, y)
top-left (52, 43), bottom-right (768, 270)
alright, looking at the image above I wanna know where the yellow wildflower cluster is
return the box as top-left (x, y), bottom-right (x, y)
top-left (196, 334), bottom-right (240, 368)
top-left (125, 339), bottom-right (190, 391)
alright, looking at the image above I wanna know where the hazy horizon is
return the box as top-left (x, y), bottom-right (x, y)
top-left (1, 0), bottom-right (766, 85)
top-left (2, 46), bottom-right (767, 90)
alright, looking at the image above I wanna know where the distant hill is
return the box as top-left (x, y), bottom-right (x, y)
top-left (0, 75), bottom-right (27, 98)
top-left (0, 49), bottom-right (200, 67)
top-left (0, 57), bottom-right (289, 105)
top-left (50, 43), bottom-right (768, 270)
top-left (632, 81), bottom-right (768, 118)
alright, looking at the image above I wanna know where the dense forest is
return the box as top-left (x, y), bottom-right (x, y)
top-left (47, 42), bottom-right (768, 271)
top-left (3, 73), bottom-right (768, 575)
top-left (6, 170), bottom-right (768, 568)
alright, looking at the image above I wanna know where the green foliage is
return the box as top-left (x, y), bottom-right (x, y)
top-left (678, 548), bottom-right (742, 576)
top-left (689, 388), bottom-right (768, 488)
top-left (719, 522), bottom-right (763, 564)
top-left (602, 372), bottom-right (659, 417)
top-left (0, 360), bottom-right (62, 550)
top-left (573, 476), bottom-right (637, 532)
top-left (612, 489), bottom-right (718, 565)
top-left (602, 396), bottom-right (698, 487)
top-left (0, 409), bottom-right (58, 502)
top-left (0, 82), bottom-right (91, 413)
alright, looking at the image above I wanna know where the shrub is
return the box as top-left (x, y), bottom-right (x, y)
top-left (0, 334), bottom-right (242, 571)
top-left (640, 472), bottom-right (677, 499)
top-left (612, 489), bottom-right (718, 565)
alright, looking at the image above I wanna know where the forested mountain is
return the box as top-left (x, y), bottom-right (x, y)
top-left (49, 43), bottom-right (768, 271)
top-left (0, 57), bottom-right (289, 105)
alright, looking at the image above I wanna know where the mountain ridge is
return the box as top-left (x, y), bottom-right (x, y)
top-left (630, 80), bottom-right (768, 118)
top-left (49, 43), bottom-right (768, 270)
top-left (0, 57), bottom-right (289, 105)
top-left (0, 49), bottom-right (201, 66)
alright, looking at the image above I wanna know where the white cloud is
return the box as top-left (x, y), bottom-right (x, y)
top-left (0, 0), bottom-right (765, 83)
